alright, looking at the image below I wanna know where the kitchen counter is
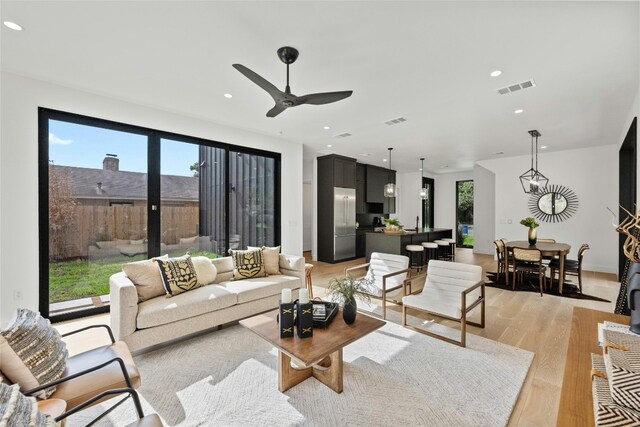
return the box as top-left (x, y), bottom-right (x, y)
top-left (365, 228), bottom-right (452, 261)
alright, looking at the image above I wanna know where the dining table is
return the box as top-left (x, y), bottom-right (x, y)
top-left (505, 240), bottom-right (572, 293)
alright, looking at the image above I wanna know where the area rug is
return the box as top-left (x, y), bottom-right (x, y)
top-left (66, 318), bottom-right (533, 427)
top-left (485, 271), bottom-right (610, 302)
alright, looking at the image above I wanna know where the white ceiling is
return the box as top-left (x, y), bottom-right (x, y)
top-left (1, 1), bottom-right (638, 174)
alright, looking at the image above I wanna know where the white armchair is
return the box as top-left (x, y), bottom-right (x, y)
top-left (402, 260), bottom-right (485, 347)
top-left (345, 252), bottom-right (410, 319)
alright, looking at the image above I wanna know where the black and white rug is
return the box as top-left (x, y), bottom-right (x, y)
top-left (68, 317), bottom-right (533, 427)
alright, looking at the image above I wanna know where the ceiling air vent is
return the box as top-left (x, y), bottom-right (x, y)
top-left (335, 132), bottom-right (352, 138)
top-left (497, 79), bottom-right (536, 95)
top-left (384, 117), bottom-right (407, 126)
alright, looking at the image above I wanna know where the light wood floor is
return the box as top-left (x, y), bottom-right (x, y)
top-left (56, 248), bottom-right (620, 426)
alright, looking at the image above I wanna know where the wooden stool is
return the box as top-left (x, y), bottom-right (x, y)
top-left (406, 245), bottom-right (425, 271)
top-left (421, 242), bottom-right (438, 266)
top-left (304, 263), bottom-right (314, 299)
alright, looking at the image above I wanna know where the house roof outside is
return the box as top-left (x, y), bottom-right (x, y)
top-left (54, 165), bottom-right (198, 202)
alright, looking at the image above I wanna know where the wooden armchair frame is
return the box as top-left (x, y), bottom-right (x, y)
top-left (345, 263), bottom-right (411, 319)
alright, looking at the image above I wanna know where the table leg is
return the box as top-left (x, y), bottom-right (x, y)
top-left (277, 349), bottom-right (343, 393)
top-left (559, 254), bottom-right (566, 294)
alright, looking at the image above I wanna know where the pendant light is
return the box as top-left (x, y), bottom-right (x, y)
top-left (419, 158), bottom-right (428, 199)
top-left (518, 130), bottom-right (549, 194)
top-left (384, 147), bottom-right (396, 197)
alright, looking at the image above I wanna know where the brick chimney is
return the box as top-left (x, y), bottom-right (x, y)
top-left (103, 154), bottom-right (119, 171)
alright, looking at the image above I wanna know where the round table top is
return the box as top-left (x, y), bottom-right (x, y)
top-left (506, 240), bottom-right (571, 254)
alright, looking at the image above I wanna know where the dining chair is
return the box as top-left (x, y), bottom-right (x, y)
top-left (493, 239), bottom-right (506, 276)
top-left (549, 243), bottom-right (590, 293)
top-left (512, 247), bottom-right (546, 296)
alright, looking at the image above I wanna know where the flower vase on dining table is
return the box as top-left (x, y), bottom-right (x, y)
top-left (528, 227), bottom-right (537, 246)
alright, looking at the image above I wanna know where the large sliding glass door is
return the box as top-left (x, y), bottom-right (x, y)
top-left (40, 109), bottom-right (280, 320)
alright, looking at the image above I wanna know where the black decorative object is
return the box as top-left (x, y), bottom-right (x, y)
top-left (278, 301), bottom-right (295, 338)
top-left (528, 184), bottom-right (579, 223)
top-left (312, 301), bottom-right (339, 328)
top-left (296, 300), bottom-right (313, 338)
top-left (232, 46), bottom-right (353, 118)
top-left (628, 269), bottom-right (640, 334)
top-left (343, 299), bottom-right (357, 324)
top-left (519, 130), bottom-right (549, 194)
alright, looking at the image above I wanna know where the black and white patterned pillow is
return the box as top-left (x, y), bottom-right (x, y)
top-left (0, 383), bottom-right (56, 426)
top-left (156, 254), bottom-right (201, 297)
top-left (230, 249), bottom-right (266, 280)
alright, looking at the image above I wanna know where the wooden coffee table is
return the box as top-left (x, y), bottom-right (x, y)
top-left (240, 308), bottom-right (385, 393)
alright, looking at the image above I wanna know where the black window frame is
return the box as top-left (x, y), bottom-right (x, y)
top-left (38, 107), bottom-right (281, 321)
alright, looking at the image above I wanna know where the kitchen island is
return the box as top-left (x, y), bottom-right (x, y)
top-left (365, 228), bottom-right (453, 261)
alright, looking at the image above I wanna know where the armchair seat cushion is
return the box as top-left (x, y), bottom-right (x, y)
top-left (53, 341), bottom-right (140, 410)
top-left (126, 413), bottom-right (164, 427)
top-left (137, 285), bottom-right (237, 329)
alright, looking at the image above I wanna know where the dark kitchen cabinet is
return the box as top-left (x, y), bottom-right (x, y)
top-left (333, 157), bottom-right (356, 188)
top-left (366, 164), bottom-right (395, 212)
top-left (356, 230), bottom-right (366, 258)
top-left (355, 163), bottom-right (366, 214)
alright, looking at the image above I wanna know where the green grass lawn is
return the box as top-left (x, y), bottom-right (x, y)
top-left (462, 235), bottom-right (474, 247)
top-left (49, 250), bottom-right (217, 303)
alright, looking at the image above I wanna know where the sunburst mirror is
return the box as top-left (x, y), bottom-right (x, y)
top-left (528, 184), bottom-right (578, 222)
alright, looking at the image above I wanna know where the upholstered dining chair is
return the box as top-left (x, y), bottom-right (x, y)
top-left (2, 324), bottom-right (142, 415)
top-left (494, 239), bottom-right (506, 276)
top-left (549, 243), bottom-right (590, 293)
top-left (344, 252), bottom-right (410, 319)
top-left (402, 260), bottom-right (485, 347)
top-left (512, 247), bottom-right (546, 296)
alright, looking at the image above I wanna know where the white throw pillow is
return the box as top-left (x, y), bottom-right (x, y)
top-left (122, 255), bottom-right (168, 302)
top-left (191, 256), bottom-right (218, 285)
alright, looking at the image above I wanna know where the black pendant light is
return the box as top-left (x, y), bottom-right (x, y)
top-left (419, 158), bottom-right (428, 199)
top-left (519, 130), bottom-right (549, 194)
top-left (384, 147), bottom-right (396, 197)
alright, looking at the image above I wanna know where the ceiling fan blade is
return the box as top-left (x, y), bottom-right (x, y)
top-left (298, 90), bottom-right (353, 105)
top-left (266, 104), bottom-right (287, 118)
top-left (232, 64), bottom-right (283, 100)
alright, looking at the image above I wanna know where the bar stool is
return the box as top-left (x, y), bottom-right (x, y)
top-left (304, 263), bottom-right (314, 299)
top-left (406, 245), bottom-right (425, 271)
top-left (443, 238), bottom-right (456, 261)
top-left (421, 242), bottom-right (438, 266)
top-left (433, 240), bottom-right (451, 261)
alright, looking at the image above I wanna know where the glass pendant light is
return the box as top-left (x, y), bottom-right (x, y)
top-left (384, 147), bottom-right (396, 197)
top-left (519, 130), bottom-right (549, 194)
top-left (419, 157), bottom-right (428, 199)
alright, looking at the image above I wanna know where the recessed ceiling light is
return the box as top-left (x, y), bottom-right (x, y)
top-left (490, 70), bottom-right (502, 77)
top-left (382, 159), bottom-right (387, 162)
top-left (361, 153), bottom-right (370, 157)
top-left (419, 168), bottom-right (423, 171)
top-left (514, 109), bottom-right (524, 114)
top-left (224, 93), bottom-right (233, 99)
top-left (327, 144), bottom-right (332, 148)
top-left (540, 145), bottom-right (547, 149)
top-left (323, 126), bottom-right (330, 130)
top-left (3, 21), bottom-right (23, 31)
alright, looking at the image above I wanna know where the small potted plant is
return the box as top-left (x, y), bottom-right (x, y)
top-left (384, 218), bottom-right (402, 233)
top-left (520, 217), bottom-right (540, 245)
top-left (326, 275), bottom-right (374, 324)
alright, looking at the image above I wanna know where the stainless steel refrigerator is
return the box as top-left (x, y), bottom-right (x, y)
top-left (333, 187), bottom-right (356, 261)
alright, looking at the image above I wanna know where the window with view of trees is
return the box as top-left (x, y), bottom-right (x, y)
top-left (456, 180), bottom-right (474, 248)
top-left (39, 109), bottom-right (280, 321)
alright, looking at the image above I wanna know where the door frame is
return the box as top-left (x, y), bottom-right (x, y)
top-left (619, 117), bottom-right (637, 279)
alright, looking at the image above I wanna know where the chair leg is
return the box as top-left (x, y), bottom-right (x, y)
top-left (460, 312), bottom-right (466, 348)
top-left (539, 271), bottom-right (544, 297)
top-left (402, 304), bottom-right (407, 326)
top-left (382, 292), bottom-right (387, 320)
top-left (578, 271), bottom-right (583, 293)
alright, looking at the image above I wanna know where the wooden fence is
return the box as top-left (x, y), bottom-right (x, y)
top-left (54, 205), bottom-right (199, 260)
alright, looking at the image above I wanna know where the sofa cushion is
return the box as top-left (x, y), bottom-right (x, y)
top-left (0, 309), bottom-right (68, 398)
top-left (221, 275), bottom-right (301, 304)
top-left (122, 255), bottom-right (168, 302)
top-left (212, 257), bottom-right (234, 283)
top-left (136, 285), bottom-right (237, 329)
top-left (248, 246), bottom-right (281, 275)
top-left (230, 249), bottom-right (266, 280)
top-left (191, 256), bottom-right (217, 285)
top-left (157, 254), bottom-right (201, 297)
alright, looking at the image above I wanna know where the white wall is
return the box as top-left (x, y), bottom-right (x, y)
top-left (0, 72), bottom-right (304, 324)
top-left (396, 171), bottom-right (427, 228)
top-left (477, 145), bottom-right (618, 273)
top-left (433, 171), bottom-right (474, 231)
top-left (473, 165), bottom-right (496, 255)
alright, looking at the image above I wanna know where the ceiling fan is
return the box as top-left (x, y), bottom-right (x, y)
top-left (233, 46), bottom-right (353, 118)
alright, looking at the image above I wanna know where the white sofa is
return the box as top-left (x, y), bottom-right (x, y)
top-left (110, 254), bottom-right (305, 351)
